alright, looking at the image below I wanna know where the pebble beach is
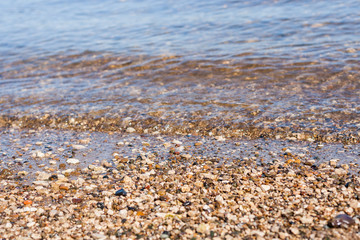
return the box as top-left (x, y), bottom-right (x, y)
top-left (1, 127), bottom-right (359, 239)
top-left (1, 0), bottom-right (360, 239)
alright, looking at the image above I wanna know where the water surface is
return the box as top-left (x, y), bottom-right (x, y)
top-left (0, 0), bottom-right (359, 142)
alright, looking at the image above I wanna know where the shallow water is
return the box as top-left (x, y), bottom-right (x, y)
top-left (1, 128), bottom-right (359, 179)
top-left (0, 0), bottom-right (359, 142)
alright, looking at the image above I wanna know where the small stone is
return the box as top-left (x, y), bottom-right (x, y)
top-left (31, 233), bottom-right (41, 239)
top-left (290, 227), bottom-right (299, 235)
top-left (72, 144), bottom-right (86, 150)
top-left (142, 142), bottom-right (150, 146)
top-left (349, 200), bottom-right (360, 209)
top-left (24, 200), bottom-right (33, 205)
top-left (261, 184), bottom-right (271, 192)
top-left (97, 202), bottom-right (105, 209)
top-left (48, 175), bottom-right (58, 181)
top-left (36, 172), bottom-right (51, 181)
top-left (168, 170), bottom-right (176, 175)
top-left (163, 142), bottom-right (171, 148)
top-left (300, 216), bottom-right (313, 224)
top-left (341, 164), bottom-right (349, 170)
top-left (18, 171), bottom-right (28, 176)
top-left (92, 233), bottom-right (107, 240)
top-left (49, 209), bottom-right (58, 217)
top-left (215, 195), bottom-right (225, 205)
top-left (197, 223), bottom-right (210, 234)
top-left (79, 138), bottom-right (91, 144)
top-left (59, 163), bottom-right (66, 169)
top-left (172, 140), bottom-right (182, 145)
top-left (214, 136), bottom-right (226, 141)
top-left (329, 159), bottom-right (338, 167)
top-left (126, 127), bottom-right (136, 133)
top-left (181, 185), bottom-right (190, 192)
top-left (334, 168), bottom-right (347, 175)
top-left (160, 231), bottom-right (170, 239)
top-left (305, 160), bottom-right (316, 166)
top-left (328, 214), bottom-right (355, 228)
top-left (181, 154), bottom-right (191, 160)
top-left (67, 158), bottom-right (80, 164)
top-left (72, 198), bottom-right (83, 204)
top-left (32, 150), bottom-right (45, 159)
top-left (59, 185), bottom-right (69, 191)
top-left (115, 189), bottom-right (127, 197)
top-left (119, 209), bottom-right (127, 217)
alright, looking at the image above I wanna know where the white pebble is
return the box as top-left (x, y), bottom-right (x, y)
top-left (67, 158), bottom-right (80, 164)
top-left (72, 144), bottom-right (86, 150)
top-left (126, 127), bottom-right (136, 133)
top-left (214, 136), bottom-right (226, 141)
top-left (172, 140), bottom-right (182, 145)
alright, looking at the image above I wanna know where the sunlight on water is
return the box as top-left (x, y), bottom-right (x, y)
top-left (0, 0), bottom-right (359, 142)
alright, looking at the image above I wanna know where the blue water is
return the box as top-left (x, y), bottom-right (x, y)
top-left (1, 0), bottom-right (359, 58)
top-left (0, 0), bottom-right (359, 139)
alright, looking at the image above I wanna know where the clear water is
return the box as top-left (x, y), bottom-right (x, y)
top-left (0, 0), bottom-right (359, 142)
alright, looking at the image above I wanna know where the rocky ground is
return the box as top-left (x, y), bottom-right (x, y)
top-left (0, 128), bottom-right (359, 239)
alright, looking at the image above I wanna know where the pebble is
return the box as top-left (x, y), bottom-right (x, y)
top-left (329, 159), bottom-right (338, 167)
top-left (334, 168), bottom-right (347, 175)
top-left (32, 150), bottom-right (45, 158)
top-left (290, 227), bottom-right (299, 235)
top-left (181, 154), bottom-right (191, 160)
top-left (172, 140), bottom-right (182, 145)
top-left (1, 130), bottom-right (360, 239)
top-left (126, 127), bottom-right (136, 133)
top-left (181, 185), bottom-right (190, 192)
top-left (328, 214), bottom-right (355, 228)
top-left (72, 144), bottom-right (86, 150)
top-left (115, 189), bottom-right (127, 196)
top-left (300, 216), bottom-right (313, 224)
top-left (197, 223), bottom-right (210, 234)
top-left (18, 171), bottom-right (28, 176)
top-left (23, 200), bottom-right (33, 205)
top-left (36, 172), bottom-right (51, 181)
top-left (66, 158), bottom-right (80, 164)
top-left (72, 198), bottom-right (83, 204)
top-left (160, 231), bottom-right (170, 239)
top-left (214, 136), bottom-right (226, 141)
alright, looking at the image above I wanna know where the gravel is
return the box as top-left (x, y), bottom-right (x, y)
top-left (0, 127), bottom-right (359, 239)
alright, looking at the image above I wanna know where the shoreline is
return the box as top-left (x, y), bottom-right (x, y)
top-left (1, 114), bottom-right (359, 145)
top-left (0, 127), bottom-right (359, 239)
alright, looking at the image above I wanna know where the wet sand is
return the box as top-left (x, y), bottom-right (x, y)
top-left (0, 127), bottom-right (359, 239)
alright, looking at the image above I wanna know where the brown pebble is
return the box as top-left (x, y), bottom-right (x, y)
top-left (72, 198), bottom-right (83, 204)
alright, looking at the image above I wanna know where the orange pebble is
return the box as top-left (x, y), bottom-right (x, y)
top-left (23, 200), bottom-right (33, 205)
top-left (136, 211), bottom-right (145, 216)
top-left (59, 185), bottom-right (69, 190)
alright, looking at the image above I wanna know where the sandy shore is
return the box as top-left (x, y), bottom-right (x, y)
top-left (0, 128), bottom-right (359, 239)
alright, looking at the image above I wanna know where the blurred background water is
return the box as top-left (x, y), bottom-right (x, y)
top-left (0, 0), bottom-right (359, 140)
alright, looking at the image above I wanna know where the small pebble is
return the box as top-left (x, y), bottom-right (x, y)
top-left (72, 198), bottom-right (83, 204)
top-left (66, 158), bottom-right (80, 164)
top-left (160, 231), bottom-right (170, 239)
top-left (328, 214), bottom-right (355, 228)
top-left (115, 189), bottom-right (127, 197)
top-left (126, 127), bottom-right (136, 133)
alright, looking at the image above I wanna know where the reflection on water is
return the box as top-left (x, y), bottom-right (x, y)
top-left (0, 0), bottom-right (359, 142)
